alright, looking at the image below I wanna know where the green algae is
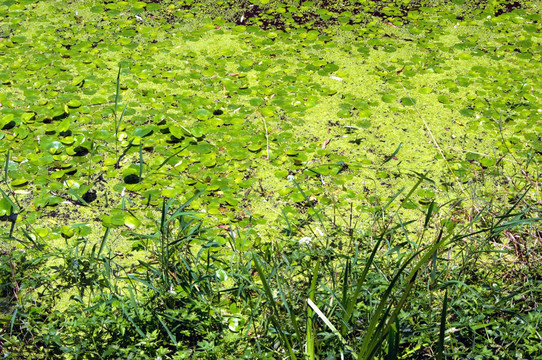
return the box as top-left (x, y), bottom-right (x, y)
top-left (0, 0), bottom-right (540, 255)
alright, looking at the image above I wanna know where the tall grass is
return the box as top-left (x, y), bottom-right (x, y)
top-left (1, 176), bottom-right (540, 358)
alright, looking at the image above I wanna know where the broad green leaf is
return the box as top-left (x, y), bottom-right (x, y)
top-left (438, 95), bottom-right (451, 104)
top-left (418, 87), bottom-right (433, 94)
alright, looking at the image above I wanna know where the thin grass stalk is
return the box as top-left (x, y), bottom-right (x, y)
top-left (252, 254), bottom-right (297, 360)
top-left (120, 301), bottom-right (145, 338)
top-left (160, 198), bottom-right (169, 286)
top-left (307, 298), bottom-right (358, 359)
top-left (97, 227), bottom-right (110, 258)
top-left (86, 139), bottom-right (95, 186)
top-left (275, 275), bottom-right (303, 343)
top-left (4, 149), bottom-right (9, 183)
top-left (156, 143), bottom-right (190, 170)
top-left (139, 142), bottom-right (144, 180)
top-left (437, 289), bottom-right (449, 360)
top-left (358, 250), bottom-right (421, 356)
top-left (342, 233), bottom-right (385, 335)
top-left (156, 313), bottom-right (178, 347)
top-left (114, 65), bottom-right (121, 116)
top-left (307, 259), bottom-right (320, 359)
top-left (386, 317), bottom-right (400, 360)
top-left (376, 187), bottom-right (405, 221)
top-left (341, 259), bottom-right (351, 308)
top-left (364, 270), bottom-right (418, 360)
top-left (381, 143), bottom-right (402, 165)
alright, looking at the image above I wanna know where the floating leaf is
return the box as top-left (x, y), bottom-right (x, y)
top-left (21, 112), bottom-right (36, 123)
top-left (133, 125), bottom-right (153, 138)
top-left (249, 98), bottom-right (265, 107)
top-left (323, 63), bottom-right (339, 72)
top-left (247, 144), bottom-right (262, 153)
top-left (124, 215), bottom-right (141, 229)
top-left (72, 76), bottom-right (85, 87)
top-left (336, 109), bottom-right (351, 118)
top-left (418, 87), bottom-right (433, 94)
top-left (47, 141), bottom-right (64, 155)
top-left (480, 158), bottom-right (496, 167)
top-left (11, 179), bottom-right (28, 187)
top-left (191, 127), bottom-right (205, 138)
top-left (381, 94), bottom-right (396, 103)
top-left (357, 119), bottom-right (372, 129)
top-left (194, 109), bottom-right (212, 120)
top-left (67, 99), bottom-right (82, 108)
top-left (0, 114), bottom-right (14, 129)
top-left (400, 97), bottom-right (416, 106)
top-left (60, 225), bottom-right (75, 239)
top-left (169, 125), bottom-right (185, 139)
top-left (438, 95), bottom-right (451, 104)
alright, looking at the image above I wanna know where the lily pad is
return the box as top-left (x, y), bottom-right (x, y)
top-left (381, 94), bottom-right (396, 103)
top-left (247, 144), bottom-right (262, 153)
top-left (11, 179), bottom-right (28, 187)
top-left (67, 99), bottom-right (82, 108)
top-left (133, 125), bottom-right (154, 138)
top-left (194, 109), bottom-right (212, 120)
top-left (419, 87), bottom-right (433, 94)
top-left (400, 97), bottom-right (416, 106)
top-left (438, 95), bottom-right (452, 104)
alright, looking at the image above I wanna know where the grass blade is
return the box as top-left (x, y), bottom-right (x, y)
top-left (307, 298), bottom-right (358, 359)
top-left (386, 317), bottom-right (400, 360)
top-left (343, 233), bottom-right (385, 334)
top-left (252, 254), bottom-right (297, 360)
top-left (365, 270), bottom-right (418, 359)
top-left (307, 259), bottom-right (320, 360)
top-left (4, 150), bottom-right (9, 183)
top-left (156, 313), bottom-right (178, 346)
top-left (139, 142), bottom-right (144, 180)
top-left (359, 252), bottom-right (420, 356)
top-left (65, 188), bottom-right (89, 206)
top-left (127, 274), bottom-right (159, 293)
top-left (381, 142), bottom-right (402, 165)
top-left (437, 289), bottom-right (449, 360)
top-left (0, 187), bottom-right (18, 212)
top-left (156, 143), bottom-right (190, 170)
top-left (120, 302), bottom-right (145, 338)
top-left (276, 275), bottom-right (303, 343)
top-left (281, 208), bottom-right (293, 237)
top-left (9, 308), bottom-right (17, 336)
top-left (116, 103), bottom-right (127, 135)
top-left (114, 64), bottom-right (121, 116)
top-left (424, 200), bottom-right (436, 229)
top-left (97, 227), bottom-right (110, 257)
